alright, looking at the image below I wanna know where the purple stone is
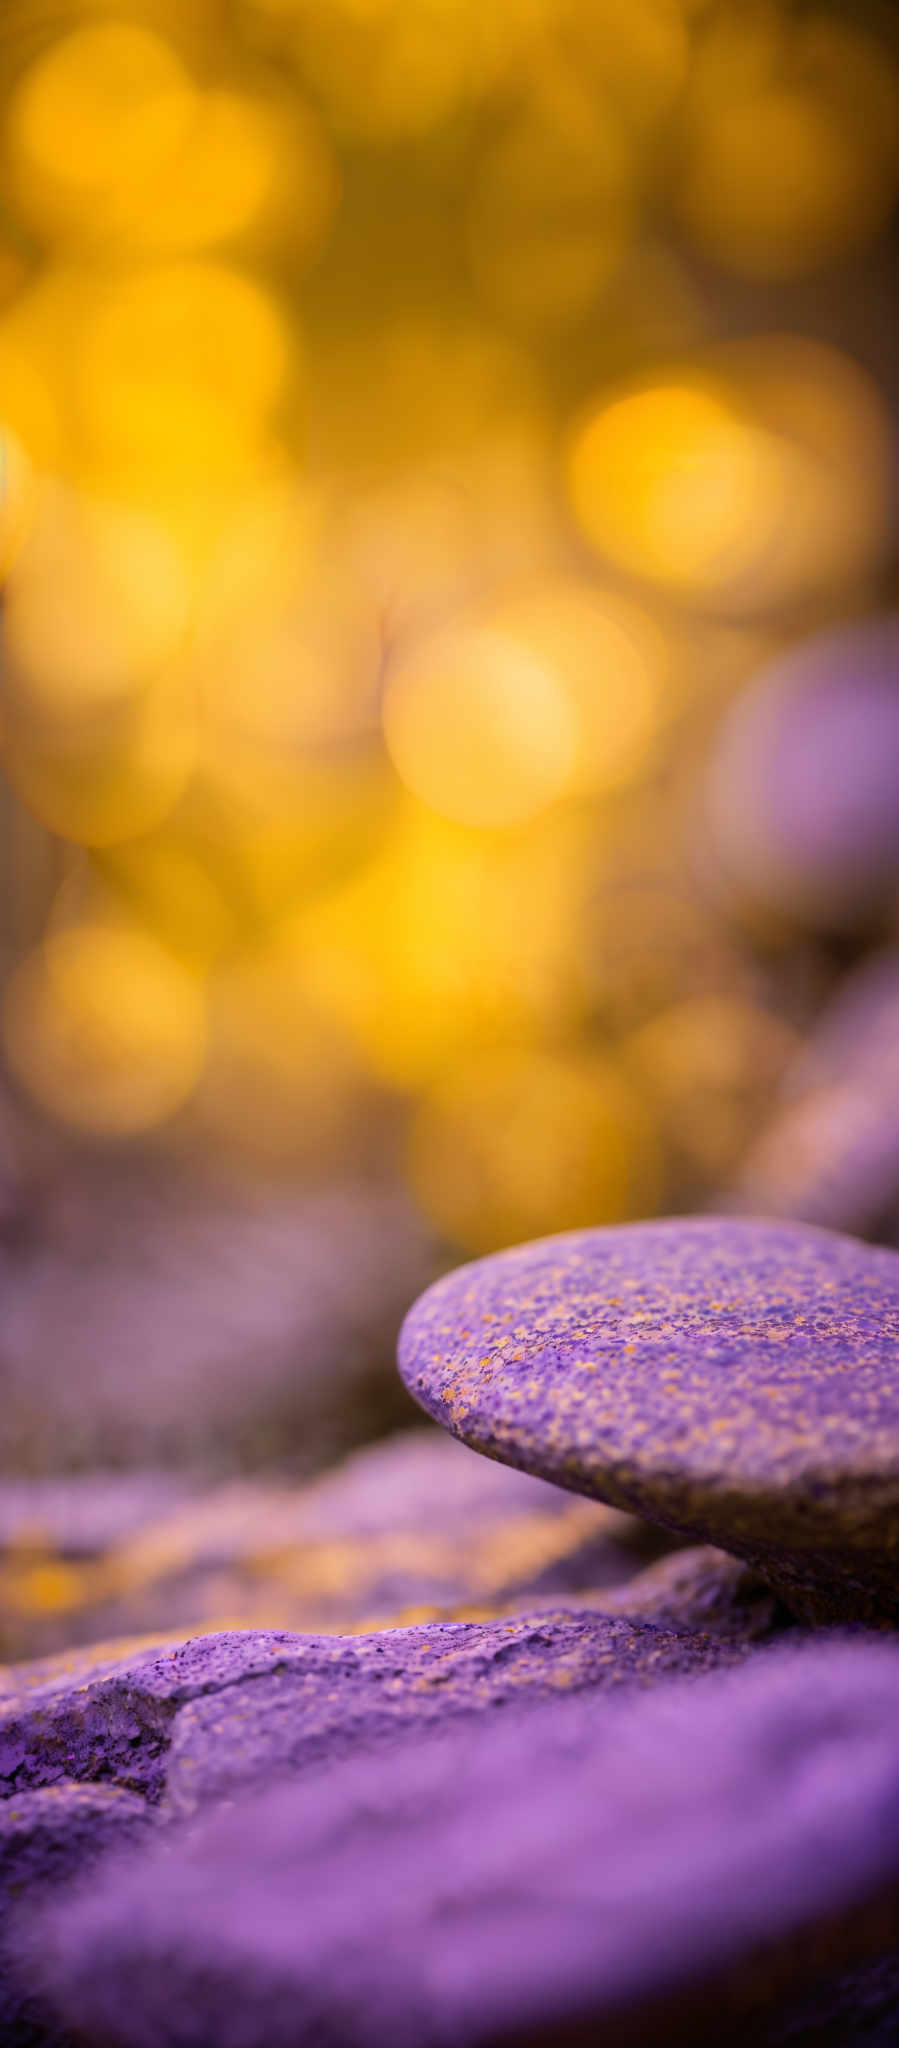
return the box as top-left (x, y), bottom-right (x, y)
top-left (0, 1607), bottom-right (743, 1814)
top-left (0, 1429), bottom-right (668, 1663)
top-left (1, 1781), bottom-right (151, 2044)
top-left (27, 1638), bottom-right (899, 2047)
top-left (398, 1216), bottom-right (899, 1621)
top-left (707, 616), bottom-right (899, 930)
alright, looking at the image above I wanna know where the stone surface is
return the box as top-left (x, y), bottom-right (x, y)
top-left (28, 1639), bottom-right (899, 2048)
top-left (0, 1606), bottom-right (744, 1814)
top-left (0, 1428), bottom-right (669, 1662)
top-left (1, 1781), bottom-right (151, 2047)
top-left (160, 1607), bottom-right (746, 1820)
top-left (597, 1544), bottom-right (790, 1639)
top-left (398, 1216), bottom-right (899, 1621)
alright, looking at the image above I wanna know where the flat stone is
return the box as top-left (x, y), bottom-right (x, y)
top-left (28, 1638), bottom-right (899, 2047)
top-left (161, 1608), bottom-right (745, 1820)
top-left (0, 1607), bottom-right (742, 1814)
top-left (398, 1216), bottom-right (899, 1621)
top-left (0, 1429), bottom-right (668, 1661)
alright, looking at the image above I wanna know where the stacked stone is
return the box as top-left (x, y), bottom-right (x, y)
top-left (3, 1216), bottom-right (899, 2043)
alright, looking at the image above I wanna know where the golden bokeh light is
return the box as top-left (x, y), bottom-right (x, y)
top-left (187, 932), bottom-right (365, 1172)
top-left (625, 994), bottom-right (798, 1180)
top-left (3, 922), bottom-right (207, 1137)
top-left (382, 624), bottom-right (576, 829)
top-left (7, 24), bottom-right (195, 239)
top-left (285, 0), bottom-right (550, 141)
top-left (3, 668), bottom-right (196, 848)
top-left (675, 12), bottom-right (899, 278)
top-left (489, 580), bottom-right (674, 796)
top-left (568, 380), bottom-right (785, 603)
top-left (78, 262), bottom-right (291, 494)
top-left (300, 804), bottom-right (589, 1090)
top-left (467, 108), bottom-right (634, 332)
top-left (0, 0), bottom-right (896, 1273)
top-left (0, 426), bottom-right (36, 579)
top-left (2, 483), bottom-right (189, 715)
top-left (568, 341), bottom-right (892, 612)
top-left (407, 1044), bottom-right (662, 1253)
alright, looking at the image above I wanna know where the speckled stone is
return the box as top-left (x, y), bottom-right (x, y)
top-left (160, 1608), bottom-right (745, 1820)
top-left (398, 1217), bottom-right (899, 1622)
top-left (27, 1639), bottom-right (899, 2048)
top-left (0, 1608), bottom-right (742, 1815)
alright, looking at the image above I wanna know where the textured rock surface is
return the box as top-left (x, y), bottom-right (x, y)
top-left (28, 1639), bottom-right (899, 2048)
top-left (399, 1216), bottom-right (899, 1621)
top-left (597, 1544), bottom-right (790, 1638)
top-left (1, 1606), bottom-right (745, 1815)
top-left (0, 1428), bottom-right (669, 1661)
top-left (161, 1608), bottom-right (747, 1820)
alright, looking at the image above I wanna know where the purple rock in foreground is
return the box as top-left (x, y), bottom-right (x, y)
top-left (398, 1217), bottom-right (899, 1621)
top-left (0, 1608), bottom-right (743, 1814)
top-left (1, 1782), bottom-right (151, 2046)
top-left (28, 1640), bottom-right (899, 2047)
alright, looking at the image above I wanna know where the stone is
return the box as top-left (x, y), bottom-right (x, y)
top-left (597, 1545), bottom-right (789, 1640)
top-left (734, 947), bottom-right (899, 1243)
top-left (398, 1215), bottom-right (899, 1621)
top-left (1, 1781), bottom-right (150, 2046)
top-left (27, 1638), bottom-right (899, 2048)
top-left (0, 1606), bottom-right (743, 1815)
top-left (0, 1428), bottom-right (669, 1662)
top-left (707, 615), bottom-right (899, 931)
top-left (160, 1607), bottom-right (746, 1820)
top-left (1, 1780), bottom-right (151, 1905)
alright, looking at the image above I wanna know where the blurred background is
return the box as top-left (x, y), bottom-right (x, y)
top-left (0, 0), bottom-right (897, 1516)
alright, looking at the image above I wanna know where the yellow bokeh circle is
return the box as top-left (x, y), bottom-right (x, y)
top-left (382, 625), bottom-right (576, 829)
top-left (408, 1044), bottom-right (662, 1253)
top-left (3, 924), bottom-right (207, 1137)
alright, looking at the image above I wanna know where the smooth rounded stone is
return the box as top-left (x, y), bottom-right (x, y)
top-left (0, 1606), bottom-right (742, 1814)
top-left (28, 1639), bottom-right (899, 2048)
top-left (0, 1428), bottom-right (668, 1662)
top-left (398, 1216), bottom-right (899, 1622)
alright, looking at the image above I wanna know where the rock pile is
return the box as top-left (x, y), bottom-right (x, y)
top-left (4, 1214), bottom-right (899, 2043)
